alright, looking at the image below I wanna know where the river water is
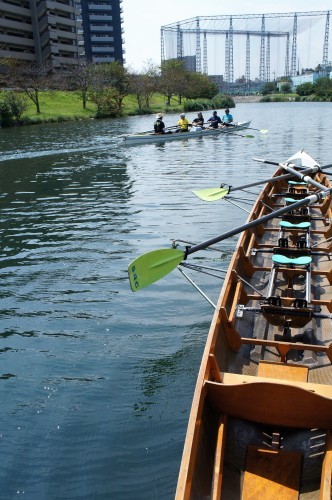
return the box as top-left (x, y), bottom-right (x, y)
top-left (0, 102), bottom-right (331, 499)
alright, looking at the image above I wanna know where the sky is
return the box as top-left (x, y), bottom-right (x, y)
top-left (122, 1), bottom-right (331, 77)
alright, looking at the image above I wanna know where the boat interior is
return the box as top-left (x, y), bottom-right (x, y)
top-left (177, 164), bottom-right (332, 499)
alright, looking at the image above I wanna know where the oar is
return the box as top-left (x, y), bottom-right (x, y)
top-left (128, 187), bottom-right (332, 291)
top-left (192, 162), bottom-right (328, 202)
top-left (227, 123), bottom-right (268, 134)
top-left (203, 122), bottom-right (254, 139)
top-left (254, 158), bottom-right (332, 185)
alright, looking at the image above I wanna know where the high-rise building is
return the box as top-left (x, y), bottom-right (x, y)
top-left (78, 0), bottom-right (124, 64)
top-left (0, 0), bottom-right (83, 69)
top-left (0, 0), bottom-right (124, 70)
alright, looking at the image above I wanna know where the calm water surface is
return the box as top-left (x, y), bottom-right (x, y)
top-left (0, 102), bottom-right (332, 499)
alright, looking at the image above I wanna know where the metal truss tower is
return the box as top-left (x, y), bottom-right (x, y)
top-left (225, 33), bottom-right (229, 84)
top-left (322, 11), bottom-right (330, 70)
top-left (290, 14), bottom-right (297, 76)
top-left (177, 24), bottom-right (183, 59)
top-left (161, 28), bottom-right (165, 61)
top-left (284, 33), bottom-right (290, 76)
top-left (203, 32), bottom-right (208, 74)
top-left (161, 11), bottom-right (329, 83)
top-left (266, 34), bottom-right (271, 82)
top-left (196, 18), bottom-right (201, 72)
top-left (259, 15), bottom-right (266, 82)
top-left (245, 34), bottom-right (250, 89)
top-left (228, 17), bottom-right (234, 83)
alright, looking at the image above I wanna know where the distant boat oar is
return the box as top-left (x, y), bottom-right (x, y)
top-left (227, 123), bottom-right (268, 134)
top-left (202, 123), bottom-right (254, 138)
top-left (128, 187), bottom-right (332, 291)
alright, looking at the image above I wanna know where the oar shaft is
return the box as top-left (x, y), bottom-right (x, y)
top-left (231, 172), bottom-right (296, 192)
top-left (281, 164), bottom-right (328, 192)
top-left (186, 189), bottom-right (332, 256)
top-left (229, 164), bottom-right (330, 194)
top-left (254, 158), bottom-right (332, 174)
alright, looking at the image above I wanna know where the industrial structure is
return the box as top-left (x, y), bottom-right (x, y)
top-left (161, 11), bottom-right (330, 92)
top-left (0, 0), bottom-right (124, 70)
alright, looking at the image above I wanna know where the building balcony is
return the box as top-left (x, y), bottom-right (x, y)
top-left (0, 18), bottom-right (33, 33)
top-left (0, 48), bottom-right (35, 61)
top-left (44, 14), bottom-right (78, 29)
top-left (91, 35), bottom-right (114, 42)
top-left (91, 46), bottom-right (115, 53)
top-left (92, 55), bottom-right (115, 63)
top-left (0, 1), bottom-right (30, 16)
top-left (90, 25), bottom-right (113, 32)
top-left (37, 0), bottom-right (77, 17)
top-left (89, 14), bottom-right (112, 21)
top-left (0, 35), bottom-right (34, 48)
top-left (88, 4), bottom-right (112, 11)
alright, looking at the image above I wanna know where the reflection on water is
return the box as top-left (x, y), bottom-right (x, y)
top-left (0, 103), bottom-right (331, 499)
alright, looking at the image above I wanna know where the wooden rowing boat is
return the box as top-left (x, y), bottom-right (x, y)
top-left (175, 150), bottom-right (332, 499)
top-left (123, 121), bottom-right (251, 145)
top-left (127, 149), bottom-right (332, 498)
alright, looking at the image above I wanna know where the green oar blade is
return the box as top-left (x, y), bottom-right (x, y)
top-left (260, 129), bottom-right (268, 134)
top-left (192, 187), bottom-right (229, 202)
top-left (128, 248), bottom-right (185, 291)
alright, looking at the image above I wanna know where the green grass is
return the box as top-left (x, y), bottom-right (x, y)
top-left (21, 91), bottom-right (97, 124)
top-left (17, 91), bottom-right (183, 125)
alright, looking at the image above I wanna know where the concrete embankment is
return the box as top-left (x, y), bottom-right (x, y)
top-left (233, 95), bottom-right (262, 104)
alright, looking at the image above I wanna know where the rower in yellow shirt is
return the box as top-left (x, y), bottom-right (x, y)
top-left (176, 113), bottom-right (190, 132)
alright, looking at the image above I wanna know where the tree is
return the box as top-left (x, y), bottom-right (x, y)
top-left (183, 72), bottom-right (218, 100)
top-left (129, 61), bottom-right (159, 112)
top-left (159, 59), bottom-right (188, 105)
top-left (66, 59), bottom-right (99, 109)
top-left (97, 62), bottom-right (131, 112)
top-left (89, 88), bottom-right (119, 117)
top-left (296, 82), bottom-right (315, 96)
top-left (5, 60), bottom-right (53, 114)
top-left (0, 91), bottom-right (28, 126)
top-left (313, 77), bottom-right (332, 99)
top-left (281, 82), bottom-right (292, 93)
top-left (261, 82), bottom-right (277, 95)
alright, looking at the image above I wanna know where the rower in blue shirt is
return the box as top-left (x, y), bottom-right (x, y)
top-left (221, 108), bottom-right (233, 126)
top-left (207, 110), bottom-right (222, 129)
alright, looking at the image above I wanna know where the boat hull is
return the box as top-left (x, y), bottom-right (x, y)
top-left (123, 121), bottom-right (251, 145)
top-left (175, 151), bottom-right (332, 499)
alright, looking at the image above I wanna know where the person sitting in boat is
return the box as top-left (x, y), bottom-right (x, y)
top-left (221, 108), bottom-right (233, 127)
top-left (207, 110), bottom-right (222, 129)
top-left (154, 113), bottom-right (166, 134)
top-left (176, 113), bottom-right (190, 133)
top-left (191, 112), bottom-right (205, 131)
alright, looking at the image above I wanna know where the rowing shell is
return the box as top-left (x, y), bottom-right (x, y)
top-left (123, 120), bottom-right (251, 145)
top-left (175, 150), bottom-right (332, 499)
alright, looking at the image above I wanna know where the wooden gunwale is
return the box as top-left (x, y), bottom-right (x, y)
top-left (175, 154), bottom-right (332, 499)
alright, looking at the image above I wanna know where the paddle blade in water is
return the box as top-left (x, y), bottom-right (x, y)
top-left (260, 129), bottom-right (268, 134)
top-left (128, 248), bottom-right (185, 291)
top-left (192, 187), bottom-right (229, 202)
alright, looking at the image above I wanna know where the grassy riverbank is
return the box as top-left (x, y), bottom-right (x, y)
top-left (17, 91), bottom-right (183, 125)
top-left (4, 89), bottom-right (328, 126)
